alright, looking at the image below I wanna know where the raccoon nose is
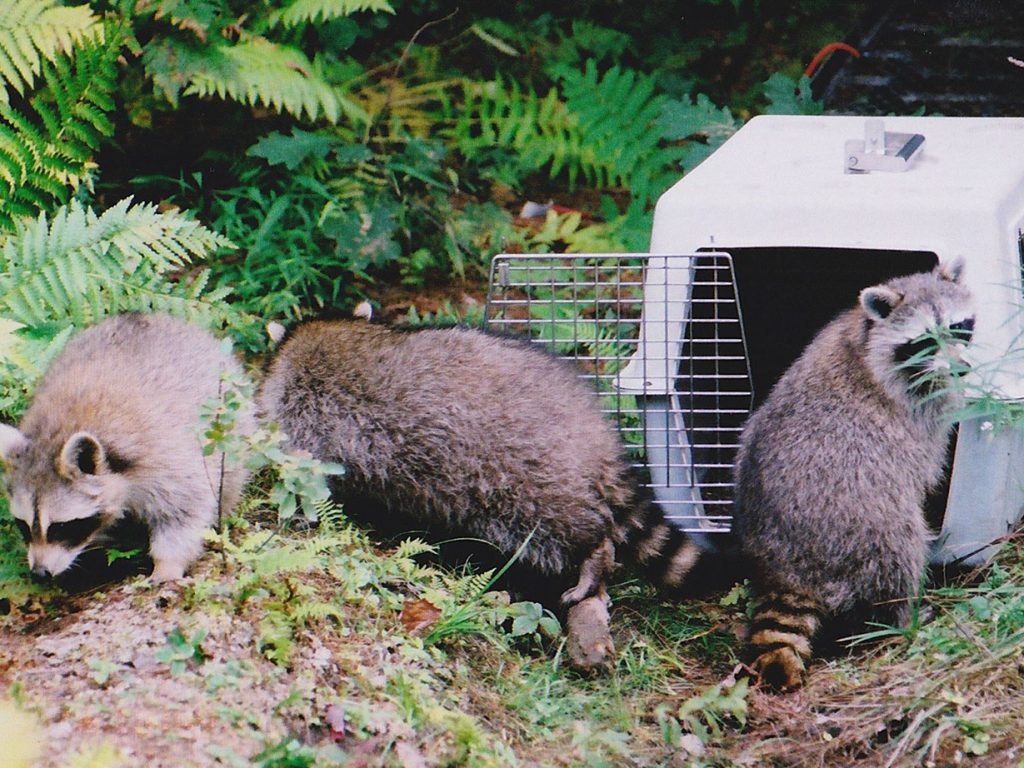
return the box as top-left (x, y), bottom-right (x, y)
top-left (30, 565), bottom-right (53, 584)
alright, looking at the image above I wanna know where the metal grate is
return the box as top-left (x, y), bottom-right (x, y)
top-left (485, 253), bottom-right (753, 537)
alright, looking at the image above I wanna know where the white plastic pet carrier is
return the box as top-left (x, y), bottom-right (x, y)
top-left (486, 115), bottom-right (1024, 566)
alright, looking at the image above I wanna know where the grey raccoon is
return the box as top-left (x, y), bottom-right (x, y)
top-left (732, 260), bottom-right (974, 690)
top-left (0, 313), bottom-right (253, 583)
top-left (258, 319), bottom-right (700, 670)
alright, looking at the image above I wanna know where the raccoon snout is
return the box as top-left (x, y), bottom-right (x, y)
top-left (30, 565), bottom-right (53, 584)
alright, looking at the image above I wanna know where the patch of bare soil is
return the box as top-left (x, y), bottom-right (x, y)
top-left (1, 571), bottom-right (341, 766)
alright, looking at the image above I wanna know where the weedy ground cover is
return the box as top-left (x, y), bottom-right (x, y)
top-left (6, 505), bottom-right (1024, 766)
top-left (6, 2), bottom-right (1023, 766)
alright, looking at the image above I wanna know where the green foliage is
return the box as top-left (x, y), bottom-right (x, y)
top-left (657, 91), bottom-right (740, 170)
top-left (268, 0), bottom-right (394, 29)
top-left (0, 29), bottom-right (119, 231)
top-left (0, 197), bottom-right (234, 419)
top-left (155, 626), bottom-right (209, 676)
top-left (197, 365), bottom-right (343, 524)
top-left (190, 130), bottom-right (501, 316)
top-left (421, 532), bottom-right (556, 648)
top-left (214, 528), bottom-right (348, 664)
top-left (450, 76), bottom-right (579, 186)
top-left (449, 56), bottom-right (690, 206)
top-left (676, 677), bottom-right (749, 744)
top-left (762, 72), bottom-right (824, 115)
top-left (158, 37), bottom-right (354, 123)
top-left (0, 197), bottom-right (231, 326)
top-left (251, 737), bottom-right (318, 768)
top-left (246, 127), bottom-right (366, 170)
top-left (134, 0), bottom-right (388, 124)
top-left (0, 0), bottom-right (102, 106)
top-left (449, 57), bottom-right (742, 251)
top-left (557, 59), bottom-right (683, 206)
top-left (0, 505), bottom-right (45, 609)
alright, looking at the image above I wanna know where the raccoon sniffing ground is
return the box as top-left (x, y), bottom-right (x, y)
top-left (0, 313), bottom-right (253, 584)
top-left (258, 319), bottom-right (701, 671)
top-left (733, 260), bottom-right (974, 691)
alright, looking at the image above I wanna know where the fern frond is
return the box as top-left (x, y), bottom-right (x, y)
top-left (0, 0), bottom-right (102, 106)
top-left (0, 198), bottom-right (234, 327)
top-left (393, 538), bottom-right (438, 559)
top-left (292, 601), bottom-right (345, 625)
top-left (0, 33), bottom-right (119, 230)
top-left (450, 61), bottom-right (682, 207)
top-left (151, 36), bottom-right (361, 123)
top-left (560, 59), bottom-right (684, 205)
top-left (134, 0), bottom-right (231, 43)
top-left (268, 0), bottom-right (394, 29)
top-left (450, 76), bottom-right (582, 181)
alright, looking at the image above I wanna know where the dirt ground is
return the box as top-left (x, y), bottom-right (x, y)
top-left (1, 581), bottom-right (335, 766)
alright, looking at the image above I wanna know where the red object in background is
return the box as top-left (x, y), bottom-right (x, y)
top-left (805, 42), bottom-right (861, 78)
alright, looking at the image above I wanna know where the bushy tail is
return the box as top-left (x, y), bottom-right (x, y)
top-left (618, 499), bottom-right (703, 593)
top-left (747, 590), bottom-right (823, 691)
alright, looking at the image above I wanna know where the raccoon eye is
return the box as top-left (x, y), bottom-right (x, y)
top-left (949, 318), bottom-right (975, 343)
top-left (46, 515), bottom-right (102, 546)
top-left (894, 337), bottom-right (936, 366)
top-left (13, 518), bottom-right (30, 543)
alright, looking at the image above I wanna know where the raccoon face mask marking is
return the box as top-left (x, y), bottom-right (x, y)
top-left (4, 431), bottom-right (130, 581)
top-left (860, 259), bottom-right (975, 399)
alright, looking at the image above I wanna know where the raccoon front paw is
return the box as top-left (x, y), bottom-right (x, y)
top-left (149, 559), bottom-right (186, 583)
top-left (751, 647), bottom-right (806, 692)
top-left (565, 595), bottom-right (615, 674)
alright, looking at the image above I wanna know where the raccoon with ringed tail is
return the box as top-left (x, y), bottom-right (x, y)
top-left (732, 259), bottom-right (975, 691)
top-left (258, 319), bottom-right (702, 671)
top-left (0, 313), bottom-right (254, 584)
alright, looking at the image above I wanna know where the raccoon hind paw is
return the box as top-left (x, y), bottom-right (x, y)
top-left (565, 593), bottom-right (615, 674)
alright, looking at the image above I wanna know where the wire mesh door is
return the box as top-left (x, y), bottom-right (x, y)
top-left (485, 252), bottom-right (753, 542)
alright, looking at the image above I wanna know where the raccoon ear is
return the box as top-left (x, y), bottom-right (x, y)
top-left (860, 286), bottom-right (902, 321)
top-left (58, 431), bottom-right (107, 479)
top-left (938, 257), bottom-right (966, 284)
top-left (0, 424), bottom-right (29, 461)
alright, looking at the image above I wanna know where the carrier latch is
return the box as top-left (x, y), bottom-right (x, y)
top-left (844, 119), bottom-right (925, 174)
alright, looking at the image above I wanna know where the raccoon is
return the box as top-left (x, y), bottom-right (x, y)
top-left (0, 313), bottom-right (253, 584)
top-left (258, 319), bottom-right (701, 671)
top-left (733, 259), bottom-right (974, 691)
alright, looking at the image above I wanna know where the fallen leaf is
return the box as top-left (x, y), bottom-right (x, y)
top-left (324, 703), bottom-right (347, 743)
top-left (395, 740), bottom-right (429, 768)
top-left (399, 598), bottom-right (441, 636)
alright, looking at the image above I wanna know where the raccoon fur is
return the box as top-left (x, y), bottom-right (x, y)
top-left (258, 319), bottom-right (701, 670)
top-left (733, 260), bottom-right (974, 691)
top-left (0, 313), bottom-right (253, 584)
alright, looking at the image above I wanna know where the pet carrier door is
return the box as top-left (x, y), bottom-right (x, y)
top-left (485, 252), bottom-right (752, 549)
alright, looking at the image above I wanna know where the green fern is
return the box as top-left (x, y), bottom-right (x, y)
top-left (292, 600), bottom-right (345, 625)
top-left (133, 0), bottom-right (230, 42)
top-left (0, 197), bottom-right (233, 328)
top-left (451, 60), bottom-right (685, 208)
top-left (0, 32), bottom-right (119, 230)
top-left (559, 59), bottom-right (685, 206)
top-left (450, 76), bottom-right (582, 180)
top-left (0, 0), bottom-right (102, 106)
top-left (268, 0), bottom-right (394, 28)
top-left (145, 35), bottom-right (365, 123)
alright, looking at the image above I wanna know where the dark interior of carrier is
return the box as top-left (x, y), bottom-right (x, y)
top-left (686, 246), bottom-right (955, 532)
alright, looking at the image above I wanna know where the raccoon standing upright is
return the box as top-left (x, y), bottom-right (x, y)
top-left (259, 319), bottom-right (701, 671)
top-left (0, 313), bottom-right (253, 583)
top-left (733, 260), bottom-right (974, 691)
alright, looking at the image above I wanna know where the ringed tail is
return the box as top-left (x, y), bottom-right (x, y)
top-left (619, 501), bottom-right (702, 592)
top-left (748, 590), bottom-right (823, 691)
